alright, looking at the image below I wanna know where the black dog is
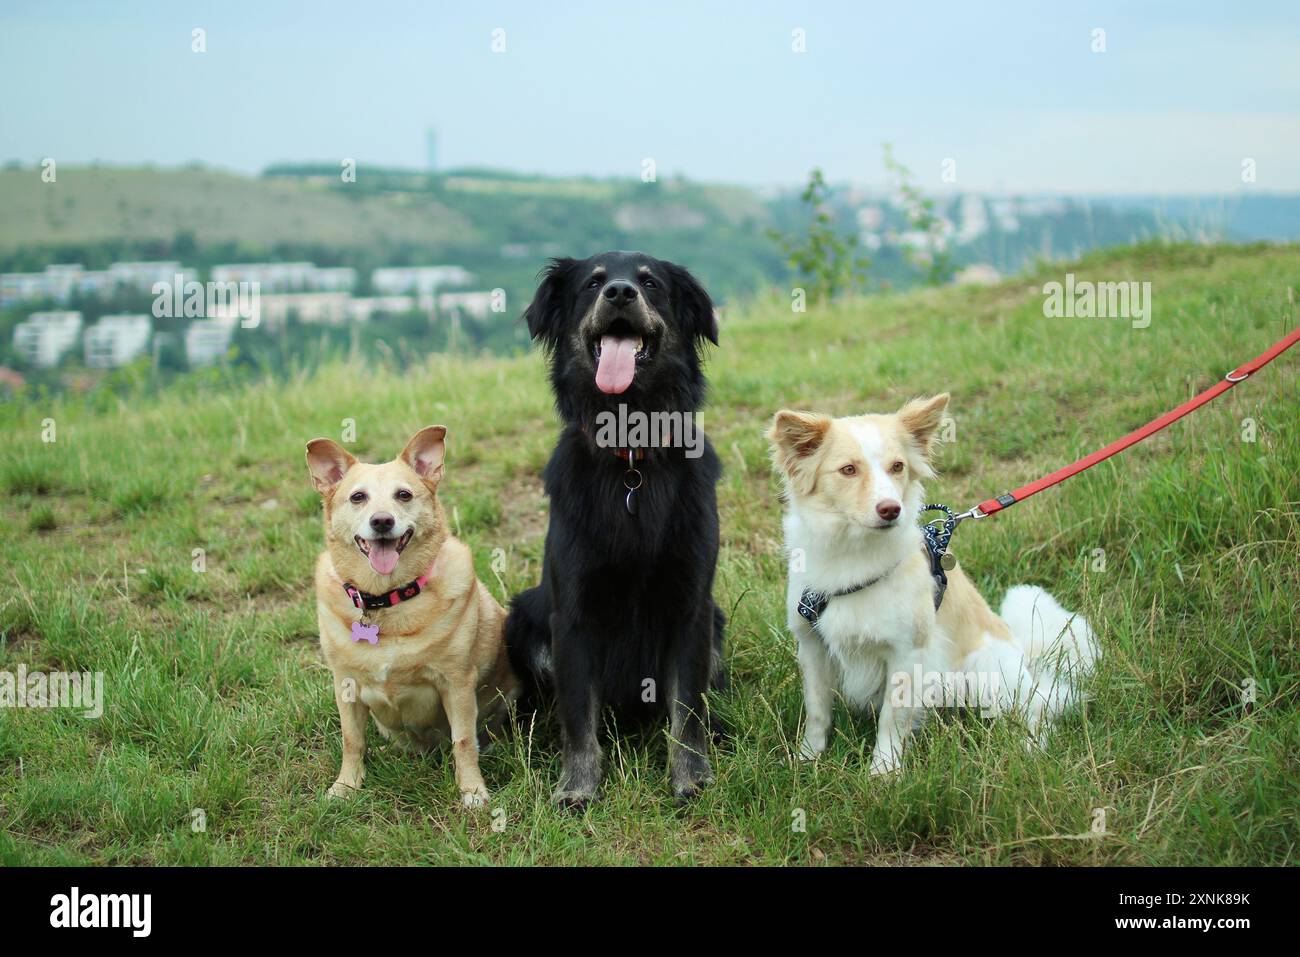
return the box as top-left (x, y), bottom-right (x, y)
top-left (505, 251), bottom-right (726, 806)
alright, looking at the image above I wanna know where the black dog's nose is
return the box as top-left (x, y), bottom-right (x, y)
top-left (602, 280), bottom-right (639, 305)
top-left (370, 513), bottom-right (395, 535)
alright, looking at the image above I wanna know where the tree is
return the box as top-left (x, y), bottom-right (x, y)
top-left (768, 168), bottom-right (869, 303)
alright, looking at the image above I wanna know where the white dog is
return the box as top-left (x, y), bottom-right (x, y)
top-left (768, 394), bottom-right (1097, 774)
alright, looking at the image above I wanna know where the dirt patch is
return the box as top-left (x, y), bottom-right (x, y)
top-left (495, 470), bottom-right (549, 547)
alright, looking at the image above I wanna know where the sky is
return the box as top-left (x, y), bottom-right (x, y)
top-left (1, 0), bottom-right (1297, 194)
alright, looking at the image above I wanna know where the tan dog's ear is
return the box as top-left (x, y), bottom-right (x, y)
top-left (897, 393), bottom-right (950, 457)
top-left (767, 410), bottom-right (832, 494)
top-left (401, 426), bottom-right (447, 483)
top-left (306, 438), bottom-right (357, 494)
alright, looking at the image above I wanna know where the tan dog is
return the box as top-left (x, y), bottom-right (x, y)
top-left (306, 426), bottom-right (519, 807)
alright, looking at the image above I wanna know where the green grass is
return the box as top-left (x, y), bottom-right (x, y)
top-left (1, 242), bottom-right (1296, 865)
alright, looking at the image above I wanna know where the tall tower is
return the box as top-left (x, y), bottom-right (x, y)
top-left (425, 128), bottom-right (438, 172)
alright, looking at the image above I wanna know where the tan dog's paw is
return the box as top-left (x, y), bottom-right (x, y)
top-left (327, 779), bottom-right (362, 799)
top-left (460, 785), bottom-right (490, 808)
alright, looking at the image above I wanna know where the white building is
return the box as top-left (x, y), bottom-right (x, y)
top-left (347, 296), bottom-right (417, 322)
top-left (73, 271), bottom-right (116, 298)
top-left (41, 265), bottom-right (85, 301)
top-left (0, 261), bottom-right (187, 306)
top-left (12, 311), bottom-right (82, 368)
top-left (371, 266), bottom-right (474, 297)
top-left (1, 272), bottom-right (54, 307)
top-left (955, 195), bottom-right (989, 244)
top-left (954, 264), bottom-right (1002, 287)
top-left (211, 262), bottom-right (310, 292)
top-left (108, 261), bottom-right (187, 293)
top-left (210, 262), bottom-right (354, 293)
top-left (436, 290), bottom-right (497, 325)
top-left (0, 264), bottom-right (84, 306)
top-left (311, 267), bottom-right (357, 292)
top-left (84, 315), bottom-right (152, 368)
top-left (255, 292), bottom-right (352, 327)
top-left (989, 199), bottom-right (1020, 233)
top-left (896, 230), bottom-right (949, 252)
top-left (856, 205), bottom-right (884, 232)
top-left (184, 316), bottom-right (238, 367)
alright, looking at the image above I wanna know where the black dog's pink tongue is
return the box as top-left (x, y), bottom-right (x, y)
top-left (367, 539), bottom-right (400, 575)
top-left (595, 335), bottom-right (637, 394)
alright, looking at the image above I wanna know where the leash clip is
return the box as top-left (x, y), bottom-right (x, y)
top-left (919, 504), bottom-right (958, 553)
top-left (919, 504), bottom-right (959, 607)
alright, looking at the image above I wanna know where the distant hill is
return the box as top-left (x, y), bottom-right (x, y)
top-left (0, 164), bottom-right (786, 308)
top-left (1099, 193), bottom-right (1300, 243)
top-left (0, 166), bottom-right (470, 256)
top-left (2, 163), bottom-right (1299, 313)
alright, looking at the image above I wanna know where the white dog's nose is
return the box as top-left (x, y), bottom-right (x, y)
top-left (875, 500), bottom-right (901, 522)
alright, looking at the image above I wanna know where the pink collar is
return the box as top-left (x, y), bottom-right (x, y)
top-left (330, 545), bottom-right (441, 613)
top-left (339, 567), bottom-right (433, 612)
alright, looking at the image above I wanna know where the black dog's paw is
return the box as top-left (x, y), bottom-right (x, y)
top-left (671, 755), bottom-right (715, 805)
top-left (551, 759), bottom-right (602, 811)
top-left (551, 785), bottom-right (600, 811)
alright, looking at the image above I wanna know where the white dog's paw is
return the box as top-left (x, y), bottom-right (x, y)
top-left (460, 785), bottom-right (490, 809)
top-left (798, 736), bottom-right (826, 762)
top-left (869, 754), bottom-right (901, 777)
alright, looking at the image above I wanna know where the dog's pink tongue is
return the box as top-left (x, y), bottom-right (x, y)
top-left (368, 540), bottom-right (400, 575)
top-left (595, 335), bottom-right (638, 394)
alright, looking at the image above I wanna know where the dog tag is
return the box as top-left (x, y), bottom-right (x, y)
top-left (351, 620), bottom-right (380, 644)
top-left (940, 551), bottom-right (956, 571)
top-left (623, 465), bottom-right (642, 516)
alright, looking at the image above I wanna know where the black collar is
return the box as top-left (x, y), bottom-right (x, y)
top-left (797, 561), bottom-right (900, 627)
top-left (578, 424), bottom-right (656, 463)
top-left (797, 539), bottom-right (950, 629)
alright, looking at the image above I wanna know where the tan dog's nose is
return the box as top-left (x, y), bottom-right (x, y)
top-left (370, 512), bottom-right (396, 535)
top-left (876, 500), bottom-right (901, 522)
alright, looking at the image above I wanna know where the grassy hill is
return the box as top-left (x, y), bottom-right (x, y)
top-left (0, 166), bottom-right (473, 253)
top-left (0, 165), bottom-right (786, 308)
top-left (0, 242), bottom-right (1296, 865)
top-left (9, 162), bottom-right (1279, 316)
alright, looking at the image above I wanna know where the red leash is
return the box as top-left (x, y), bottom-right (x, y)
top-left (952, 325), bottom-right (1300, 526)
